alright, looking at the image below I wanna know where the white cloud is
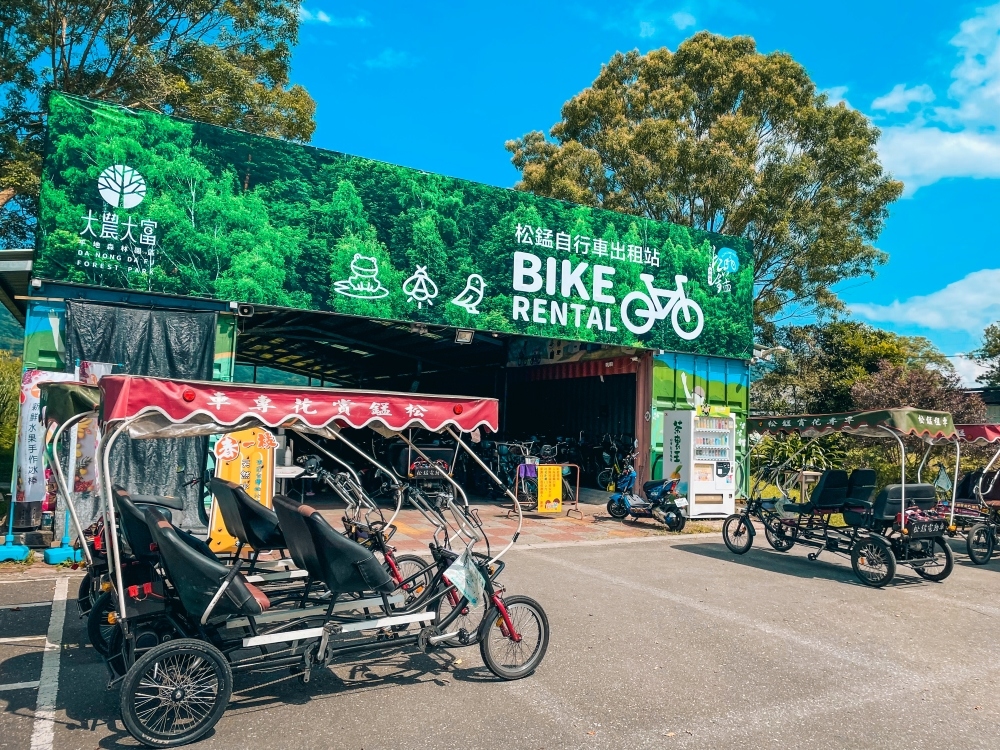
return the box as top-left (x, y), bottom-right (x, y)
top-left (871, 83), bottom-right (935, 113)
top-left (298, 5), bottom-right (369, 27)
top-left (364, 48), bottom-right (416, 70)
top-left (850, 269), bottom-right (1000, 335)
top-left (639, 20), bottom-right (657, 38)
top-left (874, 4), bottom-right (1000, 194)
top-left (951, 355), bottom-right (988, 387)
top-left (821, 85), bottom-right (850, 107)
top-left (671, 11), bottom-right (696, 30)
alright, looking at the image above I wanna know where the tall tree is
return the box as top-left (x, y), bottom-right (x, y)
top-left (0, 0), bottom-right (316, 248)
top-left (974, 322), bottom-right (1000, 387)
top-left (752, 321), bottom-right (948, 415)
top-left (852, 361), bottom-right (985, 425)
top-left (505, 33), bottom-right (903, 332)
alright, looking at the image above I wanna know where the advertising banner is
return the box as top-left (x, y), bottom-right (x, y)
top-left (536, 465), bottom-right (563, 513)
top-left (36, 93), bottom-right (753, 359)
top-left (209, 427), bottom-right (276, 552)
top-left (16, 370), bottom-right (76, 507)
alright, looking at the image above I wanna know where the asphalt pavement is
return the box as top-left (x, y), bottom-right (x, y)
top-left (2, 532), bottom-right (1000, 749)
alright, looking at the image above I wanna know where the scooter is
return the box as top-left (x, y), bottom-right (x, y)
top-left (606, 454), bottom-right (688, 531)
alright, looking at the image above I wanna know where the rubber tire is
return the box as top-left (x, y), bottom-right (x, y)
top-left (391, 554), bottom-right (433, 607)
top-left (967, 523), bottom-right (994, 565)
top-left (607, 498), bottom-right (628, 519)
top-left (77, 572), bottom-right (94, 615)
top-left (851, 536), bottom-right (896, 588)
top-left (915, 537), bottom-right (954, 582)
top-left (518, 478), bottom-right (538, 510)
top-left (765, 525), bottom-right (796, 552)
top-left (120, 638), bottom-right (232, 748)
top-left (670, 515), bottom-right (687, 533)
top-left (723, 515), bottom-right (753, 555)
top-left (479, 595), bottom-right (549, 680)
top-left (434, 592), bottom-right (486, 647)
top-left (87, 590), bottom-right (116, 656)
top-left (597, 469), bottom-right (613, 491)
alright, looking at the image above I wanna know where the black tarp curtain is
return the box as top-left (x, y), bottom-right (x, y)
top-left (65, 301), bottom-right (217, 530)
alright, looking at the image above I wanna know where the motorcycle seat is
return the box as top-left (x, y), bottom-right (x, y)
top-left (642, 480), bottom-right (670, 494)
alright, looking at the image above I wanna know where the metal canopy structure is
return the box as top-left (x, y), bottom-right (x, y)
top-left (237, 307), bottom-right (510, 389)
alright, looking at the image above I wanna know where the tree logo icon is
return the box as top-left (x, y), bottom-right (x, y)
top-left (98, 164), bottom-right (147, 209)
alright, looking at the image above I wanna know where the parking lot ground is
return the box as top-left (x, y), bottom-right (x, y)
top-left (3, 532), bottom-right (1000, 749)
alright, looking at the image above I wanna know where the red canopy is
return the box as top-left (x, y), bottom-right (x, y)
top-left (99, 376), bottom-right (498, 438)
top-left (955, 424), bottom-right (1000, 445)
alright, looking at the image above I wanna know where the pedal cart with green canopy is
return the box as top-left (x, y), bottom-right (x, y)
top-left (728, 409), bottom-right (957, 587)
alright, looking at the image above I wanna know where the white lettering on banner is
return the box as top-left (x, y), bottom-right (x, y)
top-left (586, 307), bottom-right (603, 330)
top-left (592, 265), bottom-right (615, 304)
top-left (571, 303), bottom-right (586, 327)
top-left (561, 260), bottom-right (589, 300)
top-left (550, 301), bottom-right (567, 326)
top-left (512, 296), bottom-right (530, 321)
top-left (513, 252), bottom-right (543, 292)
top-left (545, 257), bottom-right (557, 296)
top-left (532, 298), bottom-right (547, 324)
top-left (604, 308), bottom-right (618, 332)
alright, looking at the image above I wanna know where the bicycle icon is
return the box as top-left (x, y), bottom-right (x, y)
top-left (620, 274), bottom-right (704, 340)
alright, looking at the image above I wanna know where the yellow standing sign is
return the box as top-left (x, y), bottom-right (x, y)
top-left (208, 427), bottom-right (277, 552)
top-left (536, 465), bottom-right (563, 513)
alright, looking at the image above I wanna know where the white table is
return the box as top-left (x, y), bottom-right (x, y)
top-left (274, 465), bottom-right (305, 496)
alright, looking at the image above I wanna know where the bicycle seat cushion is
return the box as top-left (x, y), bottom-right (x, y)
top-left (144, 506), bottom-right (269, 618)
top-left (273, 495), bottom-right (324, 580)
top-left (809, 470), bottom-right (849, 511)
top-left (130, 493), bottom-right (186, 512)
top-left (112, 486), bottom-right (161, 563)
top-left (846, 469), bottom-right (877, 505)
top-left (301, 507), bottom-right (395, 596)
top-left (872, 484), bottom-right (937, 520)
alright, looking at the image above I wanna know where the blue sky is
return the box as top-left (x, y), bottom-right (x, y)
top-left (291, 1), bottom-right (1000, 382)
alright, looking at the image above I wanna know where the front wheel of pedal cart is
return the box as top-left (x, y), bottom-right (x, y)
top-left (914, 537), bottom-right (954, 582)
top-left (120, 638), bottom-right (232, 748)
top-left (851, 536), bottom-right (896, 588)
top-left (967, 523), bottom-right (994, 565)
top-left (479, 595), bottom-right (549, 680)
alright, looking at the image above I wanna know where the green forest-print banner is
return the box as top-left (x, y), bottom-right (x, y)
top-left (36, 93), bottom-right (753, 358)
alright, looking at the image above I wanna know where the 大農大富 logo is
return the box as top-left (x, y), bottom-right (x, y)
top-left (98, 165), bottom-right (146, 209)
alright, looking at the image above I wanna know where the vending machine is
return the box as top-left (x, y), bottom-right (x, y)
top-left (662, 409), bottom-right (737, 518)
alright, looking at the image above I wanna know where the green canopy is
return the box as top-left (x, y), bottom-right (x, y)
top-left (39, 382), bottom-right (100, 427)
top-left (748, 408), bottom-right (956, 442)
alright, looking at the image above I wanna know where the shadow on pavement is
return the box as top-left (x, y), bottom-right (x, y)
top-left (675, 541), bottom-right (937, 589)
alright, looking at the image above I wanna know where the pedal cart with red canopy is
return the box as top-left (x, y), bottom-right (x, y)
top-left (930, 423), bottom-right (1000, 564)
top-left (730, 409), bottom-right (956, 587)
top-left (93, 375), bottom-right (549, 747)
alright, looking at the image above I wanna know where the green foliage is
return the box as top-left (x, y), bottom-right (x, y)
top-left (974, 322), bottom-right (1000, 386)
top-left (505, 33), bottom-right (902, 333)
top-left (752, 321), bottom-right (949, 415)
top-left (0, 0), bottom-right (315, 249)
top-left (0, 309), bottom-right (23, 351)
top-left (36, 93), bottom-right (754, 358)
top-left (0, 350), bottom-right (22, 453)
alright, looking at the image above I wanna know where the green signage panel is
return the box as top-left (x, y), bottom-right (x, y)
top-left (37, 93), bottom-right (753, 358)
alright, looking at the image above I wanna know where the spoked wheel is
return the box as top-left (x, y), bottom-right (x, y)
top-left (914, 537), bottom-right (954, 582)
top-left (87, 591), bottom-right (116, 656)
top-left (722, 514), bottom-right (753, 555)
top-left (967, 523), bottom-right (994, 565)
top-left (434, 589), bottom-right (486, 647)
top-left (851, 536), bottom-right (896, 588)
top-left (479, 595), bottom-right (549, 680)
top-left (120, 639), bottom-right (232, 748)
top-left (764, 523), bottom-right (797, 552)
top-left (391, 554), bottom-right (433, 607)
top-left (597, 469), bottom-right (614, 491)
top-left (517, 478), bottom-right (538, 511)
top-left (77, 572), bottom-right (95, 616)
top-left (606, 497), bottom-right (628, 519)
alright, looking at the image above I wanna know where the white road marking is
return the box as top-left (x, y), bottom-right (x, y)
top-left (0, 602), bottom-right (52, 611)
top-left (0, 635), bottom-right (45, 643)
top-left (0, 680), bottom-right (40, 691)
top-left (29, 576), bottom-right (68, 750)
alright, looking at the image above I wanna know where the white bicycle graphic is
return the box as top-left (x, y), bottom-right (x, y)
top-left (620, 273), bottom-right (704, 339)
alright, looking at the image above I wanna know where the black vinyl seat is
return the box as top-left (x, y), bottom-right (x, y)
top-left (210, 478), bottom-right (286, 553)
top-left (954, 469), bottom-right (983, 502)
top-left (299, 504), bottom-right (395, 597)
top-left (783, 470), bottom-right (849, 514)
top-left (113, 485), bottom-right (218, 562)
top-left (846, 469), bottom-right (877, 505)
top-left (144, 506), bottom-right (270, 618)
top-left (871, 484), bottom-right (937, 521)
top-left (272, 494), bottom-right (324, 582)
